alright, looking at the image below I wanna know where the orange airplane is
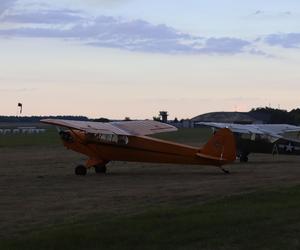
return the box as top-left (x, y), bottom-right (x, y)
top-left (41, 119), bottom-right (236, 175)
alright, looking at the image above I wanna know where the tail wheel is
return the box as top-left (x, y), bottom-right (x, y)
top-left (75, 165), bottom-right (87, 176)
top-left (238, 151), bottom-right (249, 163)
top-left (94, 165), bottom-right (107, 174)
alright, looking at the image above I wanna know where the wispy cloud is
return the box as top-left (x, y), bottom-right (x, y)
top-left (0, 5), bottom-right (260, 55)
top-left (0, 0), bottom-right (18, 14)
top-left (251, 10), bottom-right (293, 18)
top-left (197, 37), bottom-right (251, 54)
top-left (1, 9), bottom-right (86, 24)
top-left (264, 33), bottom-right (300, 48)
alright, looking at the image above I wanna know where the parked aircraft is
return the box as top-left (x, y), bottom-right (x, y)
top-left (198, 122), bottom-right (300, 162)
top-left (41, 119), bottom-right (236, 175)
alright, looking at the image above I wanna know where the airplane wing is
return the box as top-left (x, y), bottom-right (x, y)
top-left (41, 119), bottom-right (177, 136)
top-left (198, 122), bottom-right (300, 143)
top-left (197, 122), bottom-right (264, 135)
top-left (111, 120), bottom-right (177, 135)
top-left (257, 124), bottom-right (300, 134)
top-left (257, 125), bottom-right (300, 142)
top-left (41, 119), bottom-right (130, 135)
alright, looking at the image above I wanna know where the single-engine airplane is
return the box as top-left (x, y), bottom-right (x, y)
top-left (41, 119), bottom-right (236, 175)
top-left (198, 122), bottom-right (300, 162)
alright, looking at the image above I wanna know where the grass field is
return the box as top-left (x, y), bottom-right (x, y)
top-left (0, 127), bottom-right (60, 147)
top-left (0, 127), bottom-right (212, 147)
top-left (1, 125), bottom-right (300, 249)
top-left (153, 127), bottom-right (212, 145)
top-left (1, 185), bottom-right (300, 250)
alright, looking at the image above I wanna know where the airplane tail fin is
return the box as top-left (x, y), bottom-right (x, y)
top-left (199, 128), bottom-right (236, 165)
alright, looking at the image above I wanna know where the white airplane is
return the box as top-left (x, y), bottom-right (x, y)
top-left (197, 122), bottom-right (300, 162)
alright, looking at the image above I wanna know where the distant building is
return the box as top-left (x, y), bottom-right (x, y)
top-left (169, 119), bottom-right (194, 128)
top-left (0, 127), bottom-right (46, 135)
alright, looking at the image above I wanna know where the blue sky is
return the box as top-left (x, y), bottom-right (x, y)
top-left (1, 0), bottom-right (300, 119)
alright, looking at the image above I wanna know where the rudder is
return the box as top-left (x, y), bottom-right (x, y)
top-left (200, 128), bottom-right (236, 164)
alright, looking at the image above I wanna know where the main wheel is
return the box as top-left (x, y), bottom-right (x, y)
top-left (94, 165), bottom-right (107, 174)
top-left (75, 165), bottom-right (87, 176)
top-left (240, 156), bottom-right (249, 162)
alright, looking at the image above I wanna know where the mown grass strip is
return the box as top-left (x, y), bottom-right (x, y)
top-left (1, 185), bottom-right (300, 250)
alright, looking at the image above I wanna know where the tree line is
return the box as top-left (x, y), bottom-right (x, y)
top-left (249, 107), bottom-right (300, 124)
top-left (0, 107), bottom-right (300, 124)
top-left (0, 116), bottom-right (90, 123)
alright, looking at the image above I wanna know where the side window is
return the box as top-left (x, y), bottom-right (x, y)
top-left (100, 134), bottom-right (106, 141)
top-left (89, 133), bottom-right (128, 144)
top-left (106, 134), bottom-right (113, 141)
top-left (112, 134), bottom-right (118, 143)
top-left (241, 134), bottom-right (251, 140)
top-left (118, 135), bottom-right (129, 145)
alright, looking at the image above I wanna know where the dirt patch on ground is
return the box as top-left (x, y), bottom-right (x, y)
top-left (1, 145), bottom-right (300, 237)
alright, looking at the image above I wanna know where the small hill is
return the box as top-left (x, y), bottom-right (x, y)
top-left (191, 107), bottom-right (300, 125)
top-left (191, 112), bottom-right (259, 124)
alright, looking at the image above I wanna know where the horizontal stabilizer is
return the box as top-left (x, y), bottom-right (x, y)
top-left (196, 152), bottom-right (230, 162)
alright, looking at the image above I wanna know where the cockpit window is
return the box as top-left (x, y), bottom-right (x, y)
top-left (88, 133), bottom-right (129, 145)
top-left (118, 135), bottom-right (129, 145)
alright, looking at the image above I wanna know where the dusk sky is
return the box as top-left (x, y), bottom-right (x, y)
top-left (1, 0), bottom-right (300, 119)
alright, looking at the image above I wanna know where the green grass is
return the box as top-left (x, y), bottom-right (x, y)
top-left (0, 128), bottom-right (211, 148)
top-left (0, 128), bottom-right (60, 147)
top-left (152, 128), bottom-right (212, 145)
top-left (1, 185), bottom-right (300, 250)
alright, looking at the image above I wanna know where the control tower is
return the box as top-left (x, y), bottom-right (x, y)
top-left (159, 111), bottom-right (168, 123)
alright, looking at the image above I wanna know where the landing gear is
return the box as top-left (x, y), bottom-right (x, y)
top-left (75, 165), bottom-right (87, 176)
top-left (94, 165), bottom-right (107, 174)
top-left (74, 160), bottom-right (109, 175)
top-left (239, 151), bottom-right (249, 163)
top-left (240, 155), bottom-right (248, 162)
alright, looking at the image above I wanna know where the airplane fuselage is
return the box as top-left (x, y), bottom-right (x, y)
top-left (61, 130), bottom-right (227, 167)
top-left (235, 134), bottom-right (300, 159)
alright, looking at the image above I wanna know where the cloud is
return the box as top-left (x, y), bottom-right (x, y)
top-left (0, 7), bottom-right (258, 55)
top-left (0, 15), bottom-right (195, 40)
top-left (250, 10), bottom-right (293, 18)
top-left (1, 9), bottom-right (85, 24)
top-left (88, 38), bottom-right (199, 54)
top-left (87, 17), bottom-right (192, 40)
top-left (75, 0), bottom-right (130, 6)
top-left (0, 0), bottom-right (18, 14)
top-left (253, 10), bottom-right (264, 15)
top-left (198, 37), bottom-right (251, 54)
top-left (264, 33), bottom-right (300, 48)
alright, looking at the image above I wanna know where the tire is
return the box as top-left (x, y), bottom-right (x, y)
top-left (240, 156), bottom-right (249, 163)
top-left (75, 165), bottom-right (87, 176)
